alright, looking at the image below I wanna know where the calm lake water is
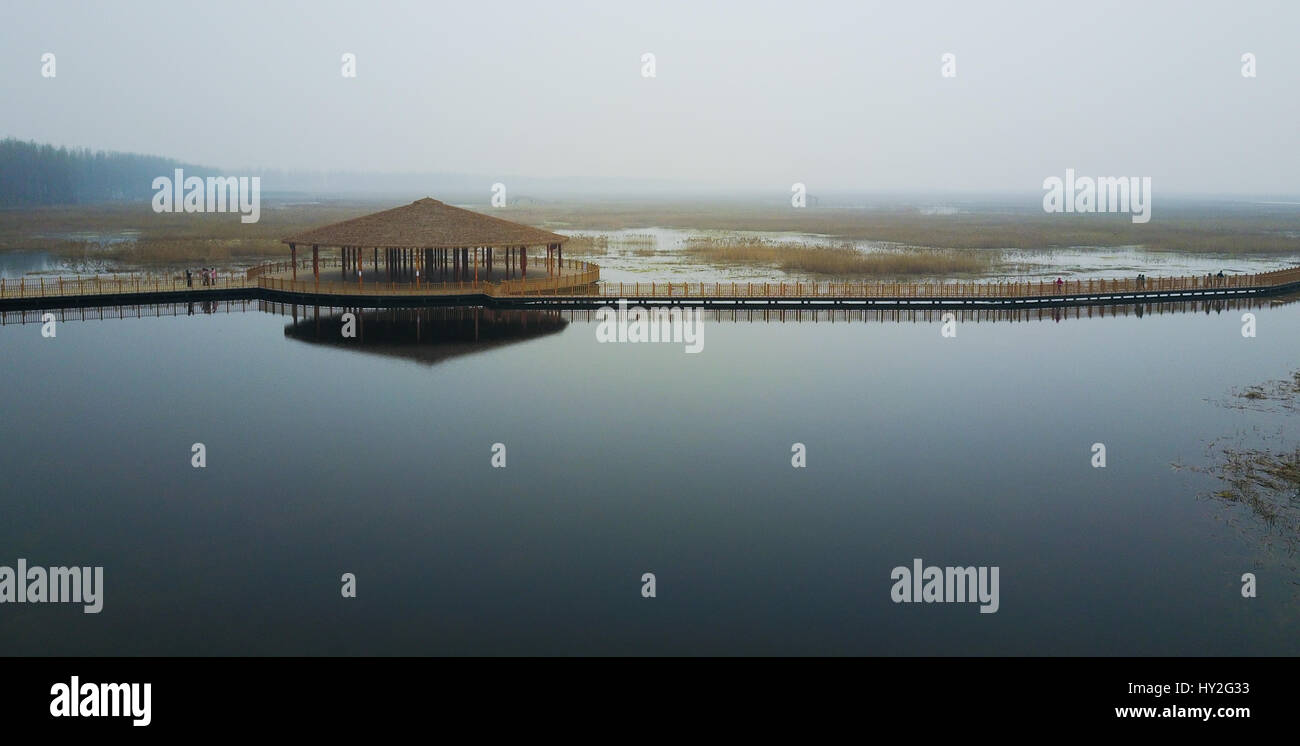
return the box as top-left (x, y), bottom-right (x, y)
top-left (1, 298), bottom-right (1297, 655)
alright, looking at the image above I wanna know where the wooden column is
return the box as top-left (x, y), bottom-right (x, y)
top-left (312, 244), bottom-right (319, 281)
top-left (290, 243), bottom-right (297, 280)
top-left (521, 246), bottom-right (527, 279)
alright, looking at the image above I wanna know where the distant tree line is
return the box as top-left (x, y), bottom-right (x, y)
top-left (0, 138), bottom-right (212, 206)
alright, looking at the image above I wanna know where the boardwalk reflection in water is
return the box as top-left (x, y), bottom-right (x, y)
top-left (281, 307), bottom-right (569, 365)
top-left (2, 293), bottom-right (1295, 328)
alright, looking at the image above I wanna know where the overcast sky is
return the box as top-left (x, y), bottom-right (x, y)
top-left (2, 0), bottom-right (1296, 195)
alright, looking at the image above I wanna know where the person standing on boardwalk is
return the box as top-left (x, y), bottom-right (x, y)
top-left (185, 268), bottom-right (192, 288)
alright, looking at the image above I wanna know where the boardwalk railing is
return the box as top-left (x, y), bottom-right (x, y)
top-left (0, 272), bottom-right (250, 299)
top-left (588, 266), bottom-right (1300, 299)
top-left (3, 262), bottom-right (1298, 302)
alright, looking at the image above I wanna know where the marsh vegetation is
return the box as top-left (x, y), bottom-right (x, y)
top-left (3, 199), bottom-right (1298, 277)
top-left (1181, 369), bottom-right (1300, 569)
top-left (0, 201), bottom-right (378, 267)
top-left (679, 236), bottom-right (998, 277)
top-left (507, 201), bottom-right (1300, 254)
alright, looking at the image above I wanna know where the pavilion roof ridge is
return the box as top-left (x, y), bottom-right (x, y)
top-left (281, 197), bottom-right (567, 249)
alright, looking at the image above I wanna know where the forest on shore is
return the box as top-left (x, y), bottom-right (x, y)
top-left (0, 138), bottom-right (211, 207)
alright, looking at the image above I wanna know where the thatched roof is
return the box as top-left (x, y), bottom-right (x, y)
top-left (282, 198), bottom-right (567, 249)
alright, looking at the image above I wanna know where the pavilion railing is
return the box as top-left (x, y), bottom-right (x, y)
top-left (252, 257), bottom-right (601, 297)
top-left (487, 259), bottom-right (601, 296)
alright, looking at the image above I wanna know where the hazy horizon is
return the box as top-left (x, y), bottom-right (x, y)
top-left (2, 0), bottom-right (1298, 197)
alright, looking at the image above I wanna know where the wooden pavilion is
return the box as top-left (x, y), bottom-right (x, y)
top-left (281, 198), bottom-right (568, 285)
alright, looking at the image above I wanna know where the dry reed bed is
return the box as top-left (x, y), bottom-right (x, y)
top-left (0, 202), bottom-right (381, 266)
top-left (563, 232), bottom-right (659, 256)
top-left (518, 202), bottom-right (1300, 254)
top-left (6, 200), bottom-right (1299, 272)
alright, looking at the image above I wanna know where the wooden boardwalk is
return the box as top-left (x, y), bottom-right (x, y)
top-left (2, 292), bottom-right (1294, 329)
top-left (499, 265), bottom-right (1300, 309)
top-left (2, 259), bottom-right (1298, 311)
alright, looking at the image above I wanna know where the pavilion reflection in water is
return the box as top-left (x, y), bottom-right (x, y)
top-left (281, 306), bottom-right (568, 365)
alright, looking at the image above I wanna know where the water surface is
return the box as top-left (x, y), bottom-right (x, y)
top-left (0, 299), bottom-right (1297, 655)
